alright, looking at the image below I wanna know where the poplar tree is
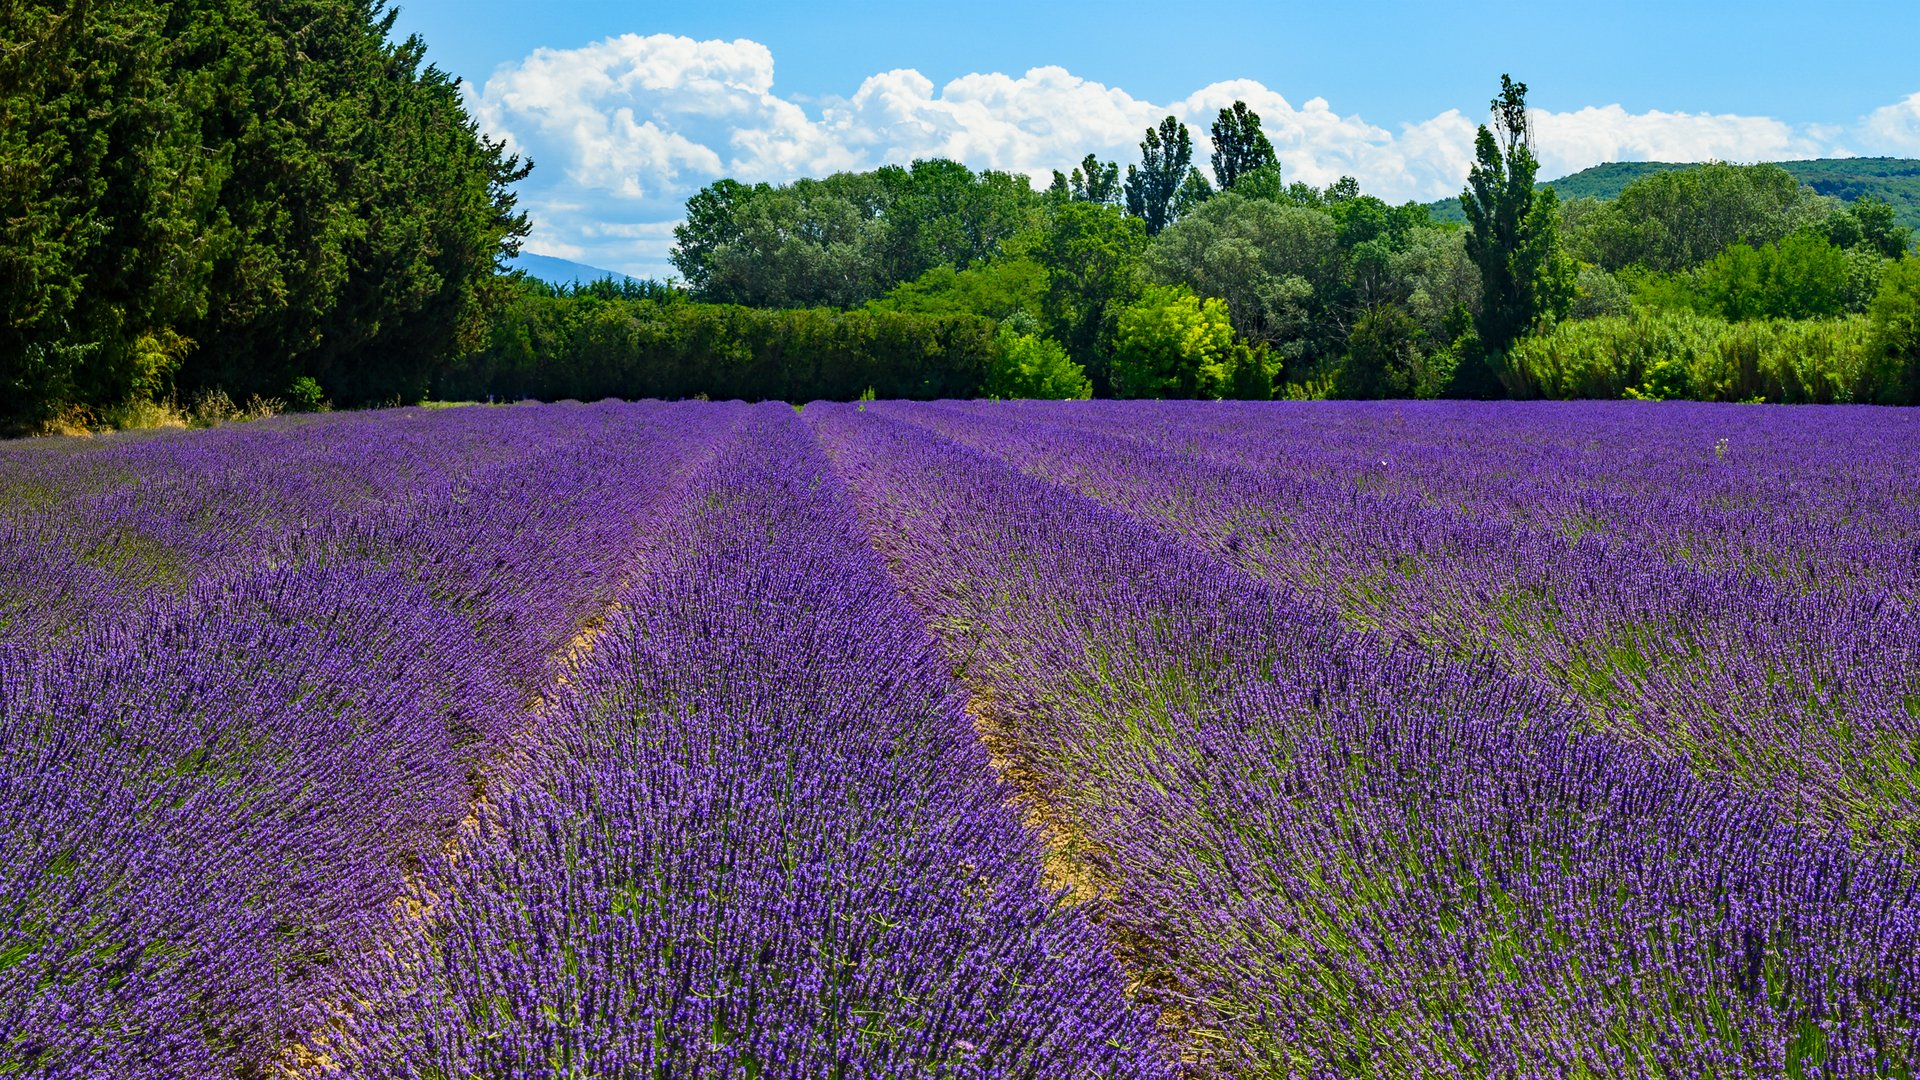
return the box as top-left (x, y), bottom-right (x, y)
top-left (1460, 74), bottom-right (1572, 364)
top-left (1210, 101), bottom-right (1277, 191)
top-left (1125, 116), bottom-right (1209, 236)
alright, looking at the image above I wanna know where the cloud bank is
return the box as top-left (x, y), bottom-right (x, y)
top-left (473, 33), bottom-right (1917, 277)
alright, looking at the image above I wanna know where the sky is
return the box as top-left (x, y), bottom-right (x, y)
top-left (388, 0), bottom-right (1920, 278)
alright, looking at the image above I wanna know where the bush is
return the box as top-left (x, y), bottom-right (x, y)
top-left (1868, 257), bottom-right (1920, 404)
top-left (1506, 310), bottom-right (1881, 403)
top-left (1338, 303), bottom-right (1454, 399)
top-left (1111, 284), bottom-right (1239, 399)
top-left (988, 330), bottom-right (1091, 399)
top-left (286, 376), bottom-right (328, 412)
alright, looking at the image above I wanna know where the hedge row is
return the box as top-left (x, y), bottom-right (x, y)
top-left (439, 295), bottom-right (998, 403)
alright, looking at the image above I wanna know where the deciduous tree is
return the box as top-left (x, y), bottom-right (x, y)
top-left (1460, 74), bottom-right (1573, 374)
top-left (1210, 101), bottom-right (1277, 192)
top-left (1125, 116), bottom-right (1209, 236)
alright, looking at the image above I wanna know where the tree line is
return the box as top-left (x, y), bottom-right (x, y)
top-left (5, 2), bottom-right (1918, 434)
top-left (1, 0), bottom-right (529, 433)
top-left (484, 76), bottom-right (1916, 408)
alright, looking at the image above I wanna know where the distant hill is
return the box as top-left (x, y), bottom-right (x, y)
top-left (1425, 158), bottom-right (1920, 231)
top-left (507, 251), bottom-right (638, 287)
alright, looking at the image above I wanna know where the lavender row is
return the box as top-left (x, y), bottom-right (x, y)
top-left (315, 405), bottom-right (1174, 1078)
top-left (0, 406), bottom-right (542, 642)
top-left (884, 400), bottom-right (1920, 852)
top-left (1008, 399), bottom-right (1920, 605)
top-left (813, 404), bottom-right (1920, 1077)
top-left (0, 403), bottom-right (741, 1077)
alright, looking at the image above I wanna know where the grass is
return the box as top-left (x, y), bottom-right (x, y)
top-left (31, 390), bottom-right (290, 439)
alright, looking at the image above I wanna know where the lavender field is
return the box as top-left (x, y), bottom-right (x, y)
top-left (2, 399), bottom-right (1916, 1078)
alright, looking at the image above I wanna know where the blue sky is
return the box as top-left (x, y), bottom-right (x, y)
top-left (387, 0), bottom-right (1920, 277)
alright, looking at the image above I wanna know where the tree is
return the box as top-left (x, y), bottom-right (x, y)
top-left (1125, 116), bottom-right (1208, 236)
top-left (1868, 257), bottom-right (1920, 404)
top-left (1829, 197), bottom-right (1914, 259)
top-left (1018, 201), bottom-right (1148, 394)
top-left (1049, 154), bottom-right (1122, 206)
top-left (1562, 163), bottom-right (1829, 273)
top-left (865, 259), bottom-right (1049, 324)
top-left (1460, 74), bottom-right (1573, 374)
top-left (988, 327), bottom-right (1092, 399)
top-left (671, 161), bottom-right (1042, 310)
top-left (1111, 284), bottom-right (1259, 399)
top-left (1339, 303), bottom-right (1444, 399)
top-left (1210, 101), bottom-right (1278, 192)
top-left (1145, 192), bottom-right (1342, 368)
top-left (0, 0), bottom-right (532, 427)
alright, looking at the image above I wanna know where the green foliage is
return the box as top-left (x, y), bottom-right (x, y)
top-left (1147, 188), bottom-right (1477, 392)
top-left (0, 0), bottom-right (530, 431)
top-left (1868, 258), bottom-right (1920, 404)
top-left (670, 161), bottom-right (1043, 309)
top-left (1564, 163), bottom-right (1830, 274)
top-left (1111, 284), bottom-right (1268, 399)
top-left (1428, 158), bottom-right (1920, 238)
top-left (1145, 193), bottom-right (1343, 363)
top-left (866, 259), bottom-right (1048, 324)
top-left (442, 285), bottom-right (998, 403)
top-left (1339, 303), bottom-right (1455, 399)
top-left (1460, 75), bottom-right (1575, 365)
top-left (1506, 310), bottom-right (1890, 403)
top-left (1209, 102), bottom-right (1277, 192)
top-left (1821, 197), bottom-right (1914, 258)
top-left (988, 330), bottom-right (1092, 399)
top-left (1627, 234), bottom-right (1889, 321)
top-left (286, 376), bottom-right (327, 412)
top-left (1124, 116), bottom-right (1209, 236)
top-left (1049, 154), bottom-right (1122, 206)
top-left (1570, 264), bottom-right (1632, 320)
top-left (1687, 233), bottom-right (1852, 319)
top-left (1019, 201), bottom-right (1149, 394)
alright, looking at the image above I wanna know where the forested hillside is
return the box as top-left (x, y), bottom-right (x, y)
top-left (1428, 157), bottom-right (1920, 230)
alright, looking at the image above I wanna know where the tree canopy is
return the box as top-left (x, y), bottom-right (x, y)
top-left (1210, 102), bottom-right (1278, 192)
top-left (1124, 116), bottom-right (1211, 237)
top-left (0, 0), bottom-right (530, 427)
top-left (670, 162), bottom-right (1044, 310)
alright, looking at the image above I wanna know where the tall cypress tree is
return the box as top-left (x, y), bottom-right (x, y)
top-left (1460, 74), bottom-right (1572, 379)
top-left (0, 0), bottom-right (532, 429)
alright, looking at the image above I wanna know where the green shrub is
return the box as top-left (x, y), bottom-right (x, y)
top-left (286, 376), bottom-right (327, 412)
top-left (439, 293), bottom-right (999, 403)
top-left (988, 330), bottom-right (1091, 399)
top-left (1338, 303), bottom-right (1454, 399)
top-left (1507, 310), bottom-right (1878, 403)
top-left (1868, 257), bottom-right (1920, 404)
top-left (1111, 284), bottom-right (1238, 399)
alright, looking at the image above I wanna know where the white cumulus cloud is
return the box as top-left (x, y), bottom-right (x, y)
top-left (467, 33), bottom-right (1916, 279)
top-left (1861, 92), bottom-right (1920, 154)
